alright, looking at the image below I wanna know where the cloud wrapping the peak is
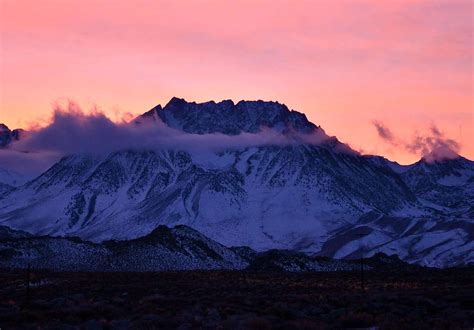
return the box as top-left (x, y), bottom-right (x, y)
top-left (16, 102), bottom-right (332, 153)
top-left (406, 125), bottom-right (460, 162)
top-left (1, 102), bottom-right (344, 175)
top-left (19, 103), bottom-right (139, 154)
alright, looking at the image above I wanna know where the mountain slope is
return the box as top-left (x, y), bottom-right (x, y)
top-left (401, 156), bottom-right (474, 214)
top-left (0, 146), bottom-right (419, 253)
top-left (0, 167), bottom-right (29, 187)
top-left (317, 211), bottom-right (474, 267)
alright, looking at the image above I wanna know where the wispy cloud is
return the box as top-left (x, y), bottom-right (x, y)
top-left (1, 102), bottom-right (345, 175)
top-left (374, 120), bottom-right (461, 162)
top-left (405, 125), bottom-right (460, 162)
top-left (372, 120), bottom-right (397, 145)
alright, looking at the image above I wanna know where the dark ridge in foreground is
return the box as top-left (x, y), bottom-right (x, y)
top-left (0, 268), bottom-right (472, 329)
top-left (0, 225), bottom-right (248, 271)
top-left (0, 225), bottom-right (420, 273)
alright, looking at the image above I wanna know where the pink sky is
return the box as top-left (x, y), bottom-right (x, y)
top-left (1, 0), bottom-right (472, 164)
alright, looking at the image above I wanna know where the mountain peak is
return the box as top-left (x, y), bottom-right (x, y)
top-left (421, 146), bottom-right (460, 164)
top-left (408, 150), bottom-right (473, 182)
top-left (140, 97), bottom-right (318, 135)
top-left (0, 124), bottom-right (23, 147)
top-left (165, 96), bottom-right (188, 108)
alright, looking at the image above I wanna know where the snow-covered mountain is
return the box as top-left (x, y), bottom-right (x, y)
top-left (317, 211), bottom-right (473, 267)
top-left (0, 167), bottom-right (29, 187)
top-left (0, 123), bottom-right (29, 193)
top-left (0, 98), bottom-right (472, 267)
top-left (0, 167), bottom-right (30, 195)
top-left (0, 147), bottom-right (418, 251)
top-left (401, 156), bottom-right (474, 214)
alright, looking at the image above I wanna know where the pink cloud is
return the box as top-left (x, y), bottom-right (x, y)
top-left (373, 120), bottom-right (461, 162)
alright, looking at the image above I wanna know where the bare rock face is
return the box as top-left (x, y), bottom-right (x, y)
top-left (143, 97), bottom-right (318, 135)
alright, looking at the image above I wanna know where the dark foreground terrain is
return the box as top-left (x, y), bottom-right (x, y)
top-left (0, 268), bottom-right (473, 329)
